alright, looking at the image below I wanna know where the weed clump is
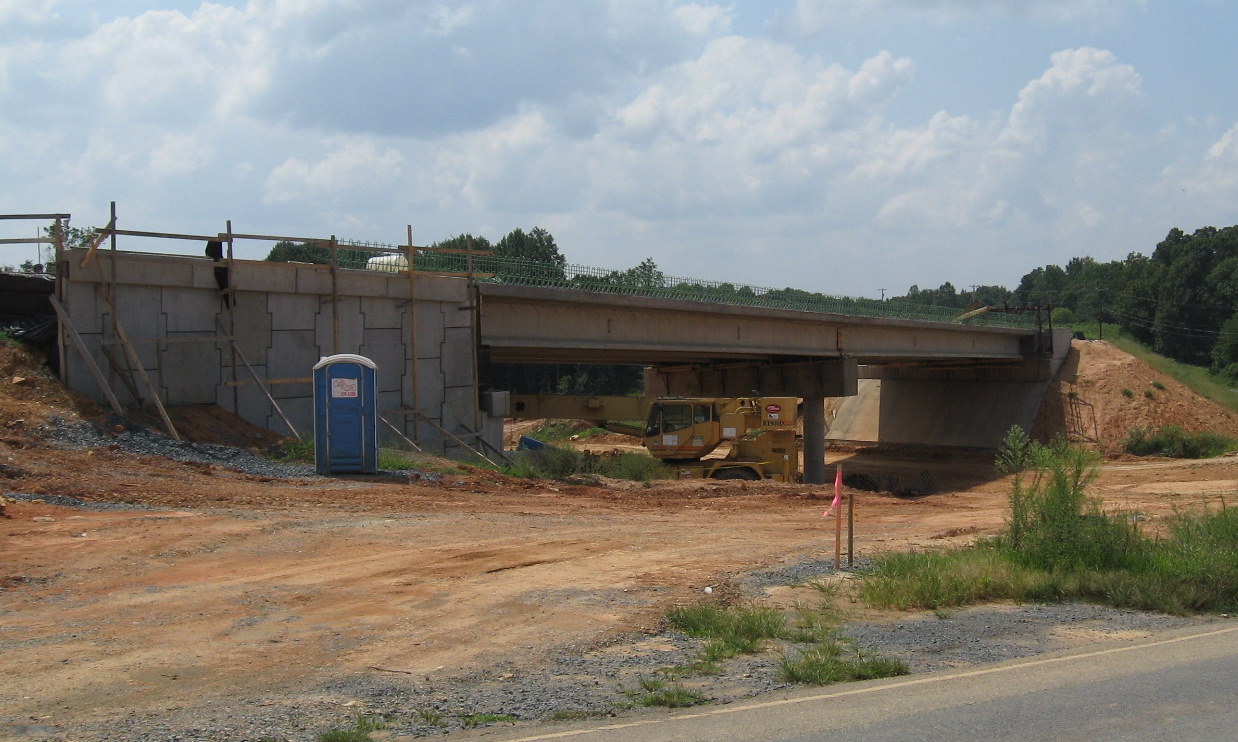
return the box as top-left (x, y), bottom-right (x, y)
top-left (506, 446), bottom-right (666, 482)
top-left (1123, 425), bottom-right (1235, 458)
top-left (858, 429), bottom-right (1238, 615)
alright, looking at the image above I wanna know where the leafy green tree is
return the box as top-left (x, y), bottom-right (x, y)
top-left (264, 240), bottom-right (331, 264)
top-left (495, 227), bottom-right (565, 267)
top-left (1050, 306), bottom-right (1076, 326)
top-left (1211, 313), bottom-right (1238, 383)
top-left (417, 233), bottom-right (493, 273)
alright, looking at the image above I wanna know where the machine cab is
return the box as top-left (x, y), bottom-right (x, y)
top-left (643, 399), bottom-right (721, 460)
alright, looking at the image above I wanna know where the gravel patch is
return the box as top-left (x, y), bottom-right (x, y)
top-left (1, 491), bottom-right (153, 511)
top-left (43, 415), bottom-right (320, 480)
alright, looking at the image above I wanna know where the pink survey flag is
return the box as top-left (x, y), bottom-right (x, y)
top-left (823, 465), bottom-right (842, 517)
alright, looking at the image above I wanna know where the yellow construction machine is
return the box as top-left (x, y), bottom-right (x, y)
top-left (510, 395), bottom-right (799, 482)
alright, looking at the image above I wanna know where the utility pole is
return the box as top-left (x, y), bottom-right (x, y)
top-left (879, 288), bottom-right (886, 301)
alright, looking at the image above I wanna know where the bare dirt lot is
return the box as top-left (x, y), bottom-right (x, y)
top-left (1, 340), bottom-right (1236, 740)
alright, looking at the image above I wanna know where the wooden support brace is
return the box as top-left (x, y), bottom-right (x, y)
top-left (379, 416), bottom-right (422, 453)
top-left (48, 296), bottom-right (124, 416)
top-left (98, 291), bottom-right (180, 441)
top-left (215, 318), bottom-right (301, 441)
top-left (77, 218), bottom-right (116, 268)
top-left (413, 412), bottom-right (503, 468)
top-left (99, 344), bottom-right (143, 403)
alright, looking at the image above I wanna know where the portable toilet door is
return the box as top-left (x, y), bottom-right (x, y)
top-left (313, 354), bottom-right (379, 475)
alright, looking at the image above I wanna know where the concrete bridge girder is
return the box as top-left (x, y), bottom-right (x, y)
top-left (477, 284), bottom-right (1035, 366)
top-left (648, 358), bottom-right (859, 399)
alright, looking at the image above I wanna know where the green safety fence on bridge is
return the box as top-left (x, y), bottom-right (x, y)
top-left (332, 244), bottom-right (1039, 330)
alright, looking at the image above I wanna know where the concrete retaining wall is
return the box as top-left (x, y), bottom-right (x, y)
top-left (59, 249), bottom-right (501, 457)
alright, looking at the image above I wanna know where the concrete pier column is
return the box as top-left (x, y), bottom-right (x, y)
top-left (802, 395), bottom-right (826, 485)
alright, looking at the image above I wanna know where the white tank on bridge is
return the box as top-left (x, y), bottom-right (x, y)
top-left (364, 253), bottom-right (409, 272)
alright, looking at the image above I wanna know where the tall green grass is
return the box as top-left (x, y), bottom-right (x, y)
top-left (859, 433), bottom-right (1237, 615)
top-left (1123, 426), bottom-right (1236, 458)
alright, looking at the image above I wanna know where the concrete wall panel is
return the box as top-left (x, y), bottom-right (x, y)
top-left (267, 293), bottom-right (316, 331)
top-left (295, 265), bottom-right (333, 295)
top-left (440, 326), bottom-right (474, 387)
top-left (161, 341), bottom-right (221, 405)
top-left (359, 328), bottom-right (406, 393)
top-left (411, 276), bottom-right (468, 303)
top-left (336, 271), bottom-right (389, 297)
top-left (165, 289), bottom-right (218, 332)
top-left (115, 255), bottom-right (195, 287)
top-left (230, 293), bottom-right (273, 366)
top-left (361, 297), bottom-right (402, 329)
top-left (235, 262), bottom-right (297, 293)
top-left (317, 297), bottom-right (365, 356)
top-left (63, 281), bottom-right (104, 334)
top-left (414, 308), bottom-right (448, 358)
top-left (268, 329), bottom-right (318, 382)
top-left (414, 357), bottom-right (444, 411)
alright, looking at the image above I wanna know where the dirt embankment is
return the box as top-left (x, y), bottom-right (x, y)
top-left (1034, 340), bottom-right (1238, 453)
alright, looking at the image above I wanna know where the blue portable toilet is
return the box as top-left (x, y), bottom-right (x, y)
top-left (313, 354), bottom-right (379, 475)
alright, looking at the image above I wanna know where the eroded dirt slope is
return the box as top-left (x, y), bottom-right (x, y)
top-left (1035, 339), bottom-right (1238, 453)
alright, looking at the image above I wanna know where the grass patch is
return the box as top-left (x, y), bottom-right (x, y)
top-left (415, 707), bottom-right (446, 726)
top-left (276, 438), bottom-right (315, 462)
top-left (506, 446), bottom-right (667, 482)
top-left (523, 420), bottom-right (608, 442)
top-left (661, 592), bottom-right (907, 688)
top-left (667, 602), bottom-right (786, 656)
top-left (626, 676), bottom-right (706, 708)
top-left (315, 715), bottom-right (387, 742)
top-left (858, 432), bottom-right (1238, 615)
top-left (1123, 426), bottom-right (1236, 458)
top-left (779, 641), bottom-right (909, 685)
top-left (270, 438), bottom-right (472, 474)
top-left (550, 708), bottom-right (613, 721)
top-left (459, 712), bottom-right (517, 728)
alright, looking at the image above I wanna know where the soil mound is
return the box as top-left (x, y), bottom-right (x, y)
top-left (1033, 339), bottom-right (1238, 454)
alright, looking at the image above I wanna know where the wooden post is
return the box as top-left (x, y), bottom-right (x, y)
top-left (835, 492), bottom-right (843, 570)
top-left (330, 235), bottom-right (340, 356)
top-left (108, 201), bottom-right (117, 305)
top-left (406, 225), bottom-right (419, 442)
top-left (847, 488), bottom-right (855, 568)
top-left (226, 220), bottom-right (239, 415)
top-left (53, 217), bottom-right (67, 382)
top-left (48, 296), bottom-right (124, 416)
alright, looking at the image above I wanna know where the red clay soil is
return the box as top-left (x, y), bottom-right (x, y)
top-left (1033, 339), bottom-right (1238, 454)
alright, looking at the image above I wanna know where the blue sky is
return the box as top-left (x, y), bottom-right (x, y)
top-left (2, 0), bottom-right (1236, 299)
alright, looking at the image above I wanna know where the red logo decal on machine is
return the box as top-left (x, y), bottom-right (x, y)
top-left (765, 404), bottom-right (782, 414)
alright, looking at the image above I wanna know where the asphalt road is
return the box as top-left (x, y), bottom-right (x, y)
top-left (470, 624), bottom-right (1238, 742)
